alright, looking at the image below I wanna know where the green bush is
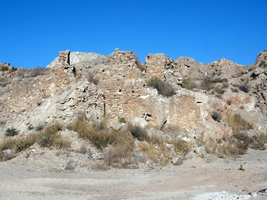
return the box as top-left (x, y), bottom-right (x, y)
top-left (27, 125), bottom-right (34, 130)
top-left (238, 83), bottom-right (250, 93)
top-left (36, 125), bottom-right (44, 131)
top-left (5, 127), bottom-right (19, 137)
top-left (211, 111), bottom-right (222, 122)
top-left (128, 124), bottom-right (149, 141)
top-left (0, 66), bottom-right (9, 71)
top-left (118, 117), bottom-right (126, 123)
top-left (148, 77), bottom-right (175, 97)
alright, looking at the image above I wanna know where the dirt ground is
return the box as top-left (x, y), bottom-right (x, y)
top-left (0, 148), bottom-right (266, 200)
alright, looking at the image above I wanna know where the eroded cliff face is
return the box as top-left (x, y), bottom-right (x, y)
top-left (0, 49), bottom-right (267, 140)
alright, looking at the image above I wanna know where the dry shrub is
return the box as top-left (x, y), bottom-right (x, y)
top-left (238, 82), bottom-right (250, 93)
top-left (231, 88), bottom-right (239, 93)
top-left (162, 124), bottom-right (183, 137)
top-left (225, 113), bottom-right (253, 133)
top-left (182, 79), bottom-right (198, 90)
top-left (0, 66), bottom-right (9, 71)
top-left (200, 79), bottom-right (214, 91)
top-left (37, 124), bottom-right (69, 149)
top-left (221, 82), bottom-right (229, 89)
top-left (250, 133), bottom-right (267, 150)
top-left (204, 132), bottom-right (267, 158)
top-left (70, 118), bottom-right (130, 150)
top-left (135, 61), bottom-right (146, 72)
top-left (217, 143), bottom-right (241, 157)
top-left (0, 78), bottom-right (10, 87)
top-left (214, 87), bottom-right (225, 95)
top-left (148, 76), bottom-right (175, 97)
top-left (128, 124), bottom-right (149, 141)
top-left (138, 142), bottom-right (161, 162)
top-left (0, 134), bottom-right (37, 161)
top-left (172, 138), bottom-right (191, 157)
top-left (28, 67), bottom-right (46, 77)
top-left (135, 54), bottom-right (145, 72)
top-left (213, 78), bottom-right (228, 83)
top-left (86, 72), bottom-right (99, 85)
top-left (103, 131), bottom-right (134, 167)
top-left (52, 136), bottom-right (71, 149)
top-left (204, 137), bottom-right (242, 157)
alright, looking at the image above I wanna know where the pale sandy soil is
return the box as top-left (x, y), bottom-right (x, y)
top-left (0, 148), bottom-right (266, 200)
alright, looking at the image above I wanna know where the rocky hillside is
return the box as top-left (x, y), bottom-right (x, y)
top-left (0, 49), bottom-right (266, 169)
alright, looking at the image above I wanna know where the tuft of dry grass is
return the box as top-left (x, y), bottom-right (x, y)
top-left (225, 113), bottom-right (253, 133)
top-left (28, 67), bottom-right (46, 77)
top-left (172, 138), bottom-right (191, 157)
top-left (204, 132), bottom-right (267, 158)
top-left (128, 124), bottom-right (150, 141)
top-left (135, 54), bottom-right (146, 72)
top-left (148, 76), bottom-right (175, 97)
top-left (182, 79), bottom-right (198, 90)
top-left (37, 124), bottom-right (69, 149)
top-left (0, 134), bottom-right (38, 161)
top-left (231, 88), bottom-right (239, 93)
top-left (85, 71), bottom-right (99, 85)
top-left (103, 131), bottom-right (134, 167)
top-left (137, 142), bottom-right (161, 162)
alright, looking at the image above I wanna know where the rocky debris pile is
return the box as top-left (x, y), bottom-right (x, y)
top-left (194, 189), bottom-right (267, 200)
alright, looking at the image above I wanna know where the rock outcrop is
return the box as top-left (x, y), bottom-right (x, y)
top-left (1, 49), bottom-right (267, 141)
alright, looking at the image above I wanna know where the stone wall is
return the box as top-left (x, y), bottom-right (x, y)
top-left (58, 50), bottom-right (70, 65)
top-left (145, 53), bottom-right (165, 80)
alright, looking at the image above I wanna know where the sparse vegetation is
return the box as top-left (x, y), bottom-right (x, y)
top-left (5, 127), bottom-right (19, 137)
top-left (225, 113), bottom-right (253, 133)
top-left (36, 125), bottom-right (44, 131)
top-left (0, 134), bottom-right (37, 161)
top-left (28, 67), bottom-right (46, 77)
top-left (103, 131), bottom-right (134, 167)
top-left (37, 124), bottom-right (69, 149)
top-left (27, 124), bottom-right (34, 130)
top-left (148, 76), bottom-right (175, 97)
top-left (172, 138), bottom-right (191, 157)
top-left (135, 54), bottom-right (145, 72)
top-left (182, 78), bottom-right (198, 90)
top-left (200, 79), bottom-right (214, 91)
top-left (69, 118), bottom-right (118, 149)
top-left (0, 78), bottom-right (10, 87)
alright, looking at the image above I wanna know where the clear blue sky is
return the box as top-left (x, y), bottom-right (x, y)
top-left (0, 0), bottom-right (266, 69)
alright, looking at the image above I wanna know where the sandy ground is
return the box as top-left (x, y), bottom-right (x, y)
top-left (0, 149), bottom-right (266, 200)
